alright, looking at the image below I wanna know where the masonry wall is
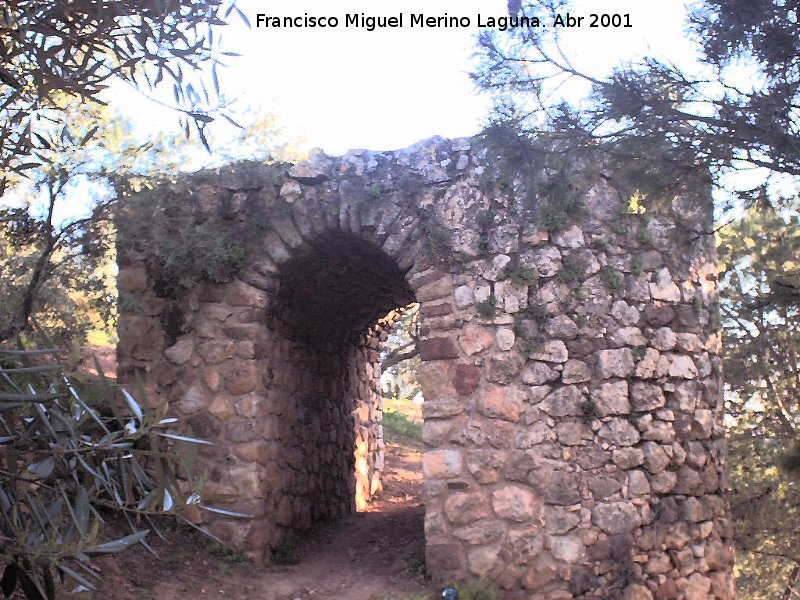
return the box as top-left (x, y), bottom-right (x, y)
top-left (116, 137), bottom-right (734, 598)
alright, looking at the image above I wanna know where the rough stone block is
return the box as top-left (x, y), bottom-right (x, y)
top-left (452, 363), bottom-right (481, 395)
top-left (596, 348), bottom-right (635, 379)
top-left (479, 387), bottom-right (523, 422)
top-left (444, 492), bottom-right (490, 524)
top-left (492, 485), bottom-right (541, 522)
top-left (423, 450), bottom-right (463, 479)
top-left (419, 336), bottom-right (459, 360)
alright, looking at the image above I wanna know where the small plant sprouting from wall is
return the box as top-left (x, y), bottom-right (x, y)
top-left (631, 256), bottom-right (644, 277)
top-left (506, 261), bottom-right (539, 284)
top-left (708, 296), bottom-right (721, 329)
top-left (635, 227), bottom-right (654, 247)
top-left (610, 219), bottom-right (628, 236)
top-left (476, 207), bottom-right (496, 254)
top-left (539, 191), bottom-right (588, 232)
top-left (476, 123), bottom-right (595, 232)
top-left (117, 164), bottom-right (285, 298)
top-left (522, 337), bottom-right (543, 355)
top-left (606, 533), bottom-right (638, 597)
top-left (540, 202), bottom-right (569, 232)
top-left (557, 255), bottom-right (584, 284)
top-left (418, 208), bottom-right (454, 263)
top-left (476, 295), bottom-right (497, 318)
top-left (581, 398), bottom-right (600, 425)
top-left (524, 302), bottom-right (553, 323)
top-left (592, 237), bottom-right (609, 252)
top-left (447, 250), bottom-right (471, 272)
top-left (600, 266), bottom-right (623, 292)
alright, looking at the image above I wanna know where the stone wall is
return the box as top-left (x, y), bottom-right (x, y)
top-left (116, 137), bottom-right (734, 597)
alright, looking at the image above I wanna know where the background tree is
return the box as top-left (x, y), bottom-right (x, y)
top-left (0, 0), bottom-right (247, 193)
top-left (0, 95), bottom-right (305, 348)
top-left (379, 305), bottom-right (423, 440)
top-left (0, 99), bottom-right (160, 346)
top-left (718, 208), bottom-right (800, 598)
top-left (473, 0), bottom-right (800, 212)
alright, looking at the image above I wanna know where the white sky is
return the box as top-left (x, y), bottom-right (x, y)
top-left (112, 0), bottom-right (695, 156)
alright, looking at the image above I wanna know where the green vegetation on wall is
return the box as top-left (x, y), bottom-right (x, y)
top-left (117, 163), bottom-right (287, 298)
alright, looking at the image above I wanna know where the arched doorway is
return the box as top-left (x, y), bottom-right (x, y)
top-left (267, 231), bottom-right (417, 526)
top-left (116, 138), bottom-right (733, 595)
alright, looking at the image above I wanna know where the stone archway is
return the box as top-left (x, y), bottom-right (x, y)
top-left (116, 137), bottom-right (734, 597)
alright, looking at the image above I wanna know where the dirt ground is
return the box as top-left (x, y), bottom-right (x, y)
top-left (95, 432), bottom-right (435, 600)
top-left (78, 344), bottom-right (117, 378)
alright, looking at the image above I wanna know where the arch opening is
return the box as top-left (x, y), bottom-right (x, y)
top-left (271, 232), bottom-right (415, 348)
top-left (267, 232), bottom-right (418, 531)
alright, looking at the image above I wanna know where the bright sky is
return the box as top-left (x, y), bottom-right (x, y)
top-left (113, 0), bottom-right (694, 157)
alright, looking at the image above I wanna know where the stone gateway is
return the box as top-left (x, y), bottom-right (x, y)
top-left (116, 137), bottom-right (734, 598)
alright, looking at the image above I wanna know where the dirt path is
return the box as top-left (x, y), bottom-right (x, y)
top-left (96, 432), bottom-right (433, 600)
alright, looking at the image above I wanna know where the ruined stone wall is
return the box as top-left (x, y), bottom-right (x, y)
top-left (117, 137), bottom-right (733, 597)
